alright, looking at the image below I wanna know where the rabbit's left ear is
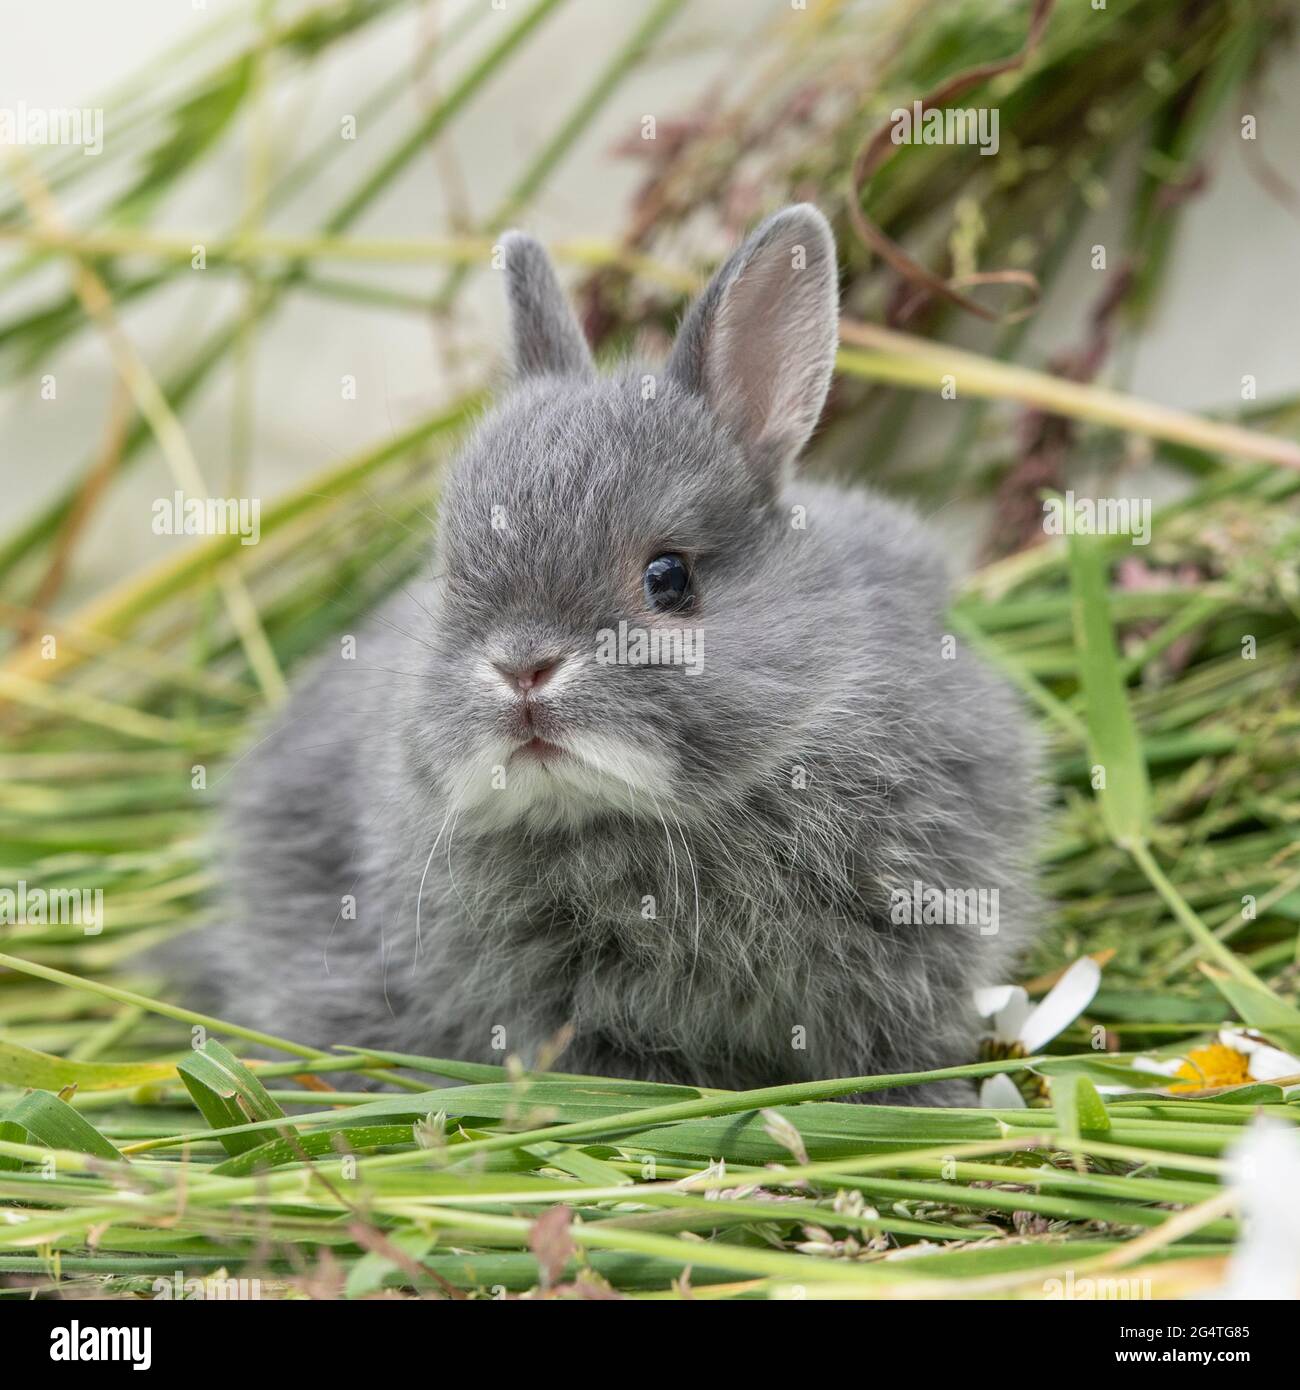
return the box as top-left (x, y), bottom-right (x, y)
top-left (667, 204), bottom-right (838, 475)
top-left (500, 232), bottom-right (594, 379)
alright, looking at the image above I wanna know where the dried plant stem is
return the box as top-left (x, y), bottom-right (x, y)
top-left (2, 152), bottom-right (288, 704)
top-left (838, 319), bottom-right (1300, 471)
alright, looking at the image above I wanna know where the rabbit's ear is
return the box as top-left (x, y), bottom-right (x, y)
top-left (668, 204), bottom-right (838, 474)
top-left (500, 231), bottom-right (594, 379)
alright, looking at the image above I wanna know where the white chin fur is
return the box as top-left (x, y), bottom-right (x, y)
top-left (451, 733), bottom-right (673, 832)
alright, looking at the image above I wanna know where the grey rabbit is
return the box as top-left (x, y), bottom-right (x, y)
top-left (172, 205), bottom-right (1040, 1105)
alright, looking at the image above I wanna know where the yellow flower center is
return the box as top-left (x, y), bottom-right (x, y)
top-left (1170, 1042), bottom-right (1252, 1092)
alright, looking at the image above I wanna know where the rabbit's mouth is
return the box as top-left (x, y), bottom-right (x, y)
top-left (512, 736), bottom-right (566, 765)
top-left (451, 726), bottom-right (675, 834)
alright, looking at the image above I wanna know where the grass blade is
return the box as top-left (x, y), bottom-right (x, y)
top-left (1067, 530), bottom-right (1151, 848)
top-left (177, 1039), bottom-right (296, 1157)
top-left (3, 1090), bottom-right (123, 1162)
top-left (0, 1039), bottom-right (177, 1092)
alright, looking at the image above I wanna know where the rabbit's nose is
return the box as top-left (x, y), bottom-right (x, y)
top-left (494, 656), bottom-right (562, 695)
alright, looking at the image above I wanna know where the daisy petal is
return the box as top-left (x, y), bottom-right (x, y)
top-left (1221, 1119), bottom-right (1300, 1298)
top-left (974, 986), bottom-right (1032, 1044)
top-left (1019, 958), bottom-right (1102, 1053)
top-left (979, 1073), bottom-right (1027, 1109)
top-left (1240, 1045), bottom-right (1300, 1084)
top-left (973, 985), bottom-right (1020, 1019)
top-left (1133, 1056), bottom-right (1185, 1077)
top-left (1217, 1030), bottom-right (1300, 1085)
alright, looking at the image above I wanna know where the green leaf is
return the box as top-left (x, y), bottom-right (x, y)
top-left (177, 1040), bottom-right (296, 1157)
top-left (0, 1039), bottom-right (177, 1093)
top-left (617, 1104), bottom-right (1003, 1165)
top-left (344, 1229), bottom-right (439, 1299)
top-left (331, 1046), bottom-right (519, 1084)
top-left (115, 55), bottom-right (254, 220)
top-left (1199, 967), bottom-right (1300, 1051)
top-left (210, 1124), bottom-right (415, 1177)
top-left (334, 1044), bottom-right (695, 1092)
top-left (310, 1078), bottom-right (700, 1130)
top-left (525, 1143), bottom-right (634, 1187)
top-left (1153, 1083), bottom-right (1283, 1106)
top-left (1067, 531), bottom-right (1151, 848)
top-left (1036, 1056), bottom-right (1172, 1089)
top-left (0, 1119), bottom-right (27, 1171)
top-left (1051, 1073), bottom-right (1110, 1140)
top-left (1197, 1084), bottom-right (1286, 1105)
top-left (3, 1090), bottom-right (123, 1162)
top-left (167, 1079), bottom-right (706, 1154)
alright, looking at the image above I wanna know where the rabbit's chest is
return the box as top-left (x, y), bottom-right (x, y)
top-left (450, 807), bottom-right (879, 1040)
top-left (490, 873), bottom-right (846, 1037)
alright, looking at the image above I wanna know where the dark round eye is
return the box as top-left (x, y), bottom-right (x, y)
top-left (643, 553), bottom-right (692, 612)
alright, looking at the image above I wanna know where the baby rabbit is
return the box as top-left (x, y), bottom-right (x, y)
top-left (178, 205), bottom-right (1039, 1104)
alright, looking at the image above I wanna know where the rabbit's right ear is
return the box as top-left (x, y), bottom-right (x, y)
top-left (499, 232), bottom-right (594, 379)
top-left (667, 205), bottom-right (838, 478)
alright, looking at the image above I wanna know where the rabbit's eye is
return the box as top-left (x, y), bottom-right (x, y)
top-left (643, 553), bottom-right (692, 612)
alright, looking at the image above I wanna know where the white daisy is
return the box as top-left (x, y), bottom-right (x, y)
top-left (1216, 1118), bottom-right (1300, 1300)
top-left (973, 957), bottom-right (1102, 1108)
top-left (1136, 1029), bottom-right (1300, 1095)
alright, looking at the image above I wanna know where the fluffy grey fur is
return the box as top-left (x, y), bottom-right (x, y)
top-left (171, 205), bottom-right (1040, 1104)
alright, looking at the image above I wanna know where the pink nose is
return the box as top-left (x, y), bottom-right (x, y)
top-left (495, 657), bottom-right (561, 694)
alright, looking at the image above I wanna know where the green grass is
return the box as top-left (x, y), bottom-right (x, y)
top-left (1, 0), bottom-right (1298, 1300)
